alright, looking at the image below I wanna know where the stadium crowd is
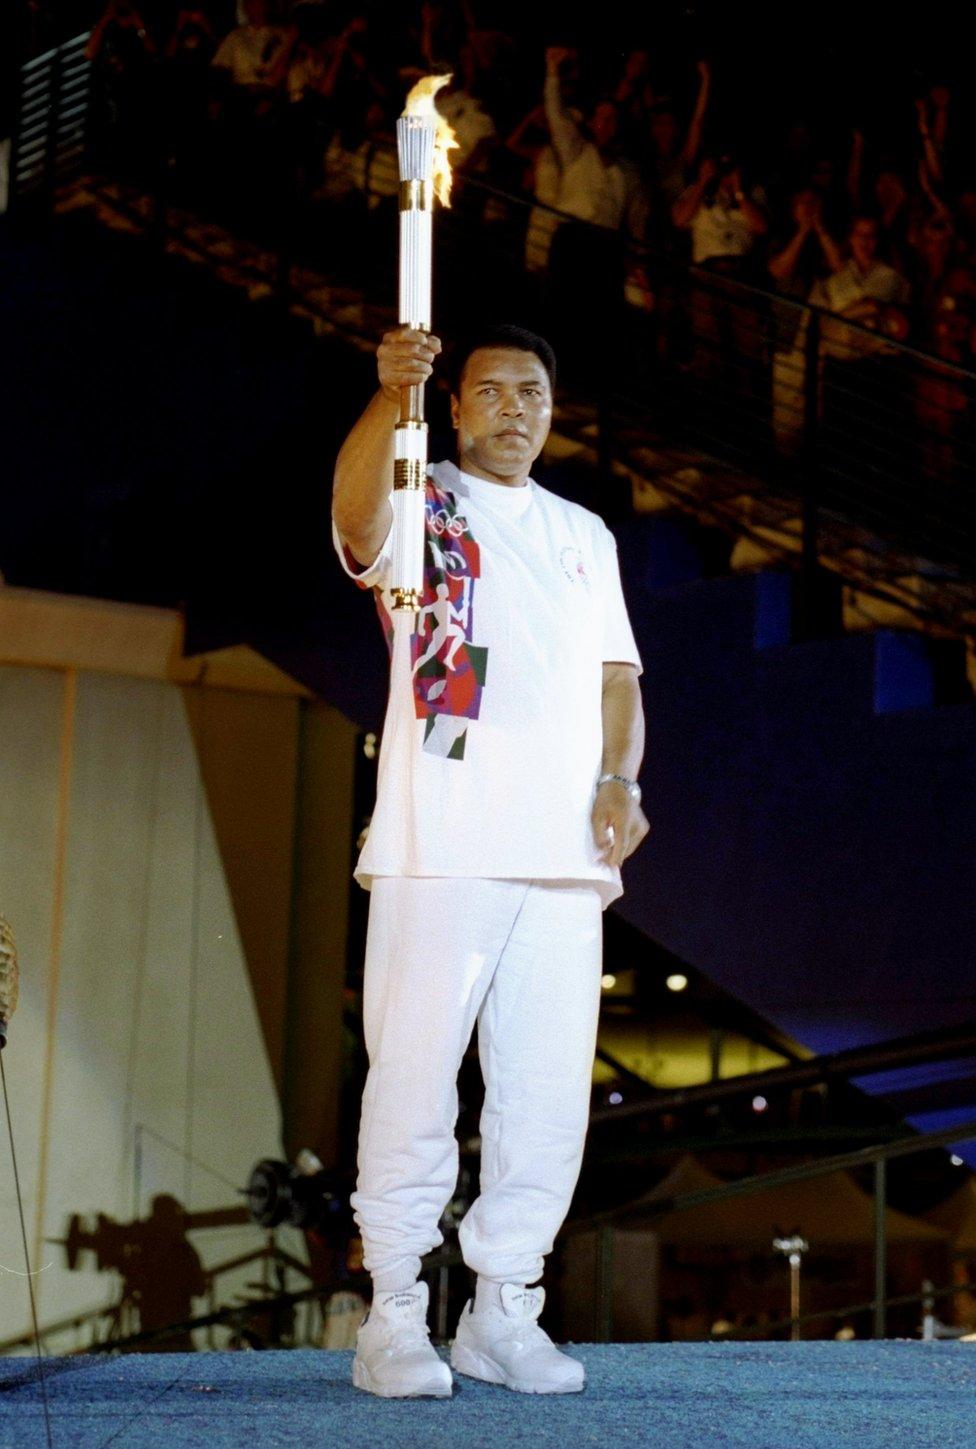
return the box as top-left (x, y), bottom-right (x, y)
top-left (67, 2), bottom-right (976, 366)
top-left (12, 1), bottom-right (976, 478)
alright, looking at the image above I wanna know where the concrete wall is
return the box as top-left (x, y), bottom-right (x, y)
top-left (0, 599), bottom-right (355, 1351)
top-left (0, 666), bottom-right (305, 1348)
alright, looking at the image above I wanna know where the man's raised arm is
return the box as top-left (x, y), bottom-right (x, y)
top-left (332, 327), bottom-right (441, 569)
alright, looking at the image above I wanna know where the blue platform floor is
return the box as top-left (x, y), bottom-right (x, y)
top-left (2, 1343), bottom-right (976, 1448)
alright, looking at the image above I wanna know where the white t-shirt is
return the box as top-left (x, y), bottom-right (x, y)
top-left (809, 259), bottom-right (910, 314)
top-left (436, 90), bottom-right (496, 168)
top-left (332, 460), bottom-right (642, 909)
top-left (211, 25), bottom-right (289, 88)
top-left (690, 191), bottom-right (765, 265)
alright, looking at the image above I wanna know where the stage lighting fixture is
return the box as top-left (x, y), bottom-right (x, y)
top-left (245, 1154), bottom-right (351, 1236)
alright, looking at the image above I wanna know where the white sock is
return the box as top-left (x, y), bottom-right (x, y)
top-left (475, 1276), bottom-right (525, 1313)
top-left (372, 1271), bottom-right (420, 1295)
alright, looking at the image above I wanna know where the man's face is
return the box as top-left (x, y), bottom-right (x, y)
top-left (958, 189), bottom-right (976, 226)
top-left (791, 188), bottom-right (820, 227)
top-left (850, 219), bottom-right (878, 267)
top-left (590, 101), bottom-right (618, 150)
top-left (451, 347), bottom-right (553, 483)
top-left (811, 158), bottom-right (834, 192)
top-left (875, 171), bottom-right (905, 213)
top-left (650, 110), bottom-right (678, 153)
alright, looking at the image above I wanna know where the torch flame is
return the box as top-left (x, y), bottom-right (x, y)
top-left (404, 73), bottom-right (459, 206)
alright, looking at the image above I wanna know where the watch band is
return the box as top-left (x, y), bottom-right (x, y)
top-left (596, 773), bottom-right (641, 804)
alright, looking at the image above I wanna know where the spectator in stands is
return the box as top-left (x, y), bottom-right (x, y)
top-left (914, 260), bottom-right (976, 486)
top-left (812, 213), bottom-right (913, 518)
top-left (612, 48), bottom-right (653, 142)
top-left (317, 90), bottom-right (398, 284)
top-left (526, 46), bottom-right (643, 268)
top-left (457, 25), bottom-right (520, 134)
top-left (209, 0), bottom-right (296, 225)
top-left (848, 121), bottom-right (919, 272)
top-left (86, 0), bottom-right (158, 175)
top-left (283, 2), bottom-right (353, 195)
top-left (163, 8), bottom-right (216, 190)
top-left (672, 151), bottom-right (768, 273)
top-left (166, 7), bottom-right (215, 62)
top-left (314, 14), bottom-right (389, 121)
top-left (765, 118), bottom-right (816, 216)
top-left (86, 0), bottom-right (156, 66)
top-left (210, 0), bottom-right (294, 103)
top-left (908, 212), bottom-right (960, 345)
top-left (540, 46), bottom-right (639, 233)
top-left (285, 14), bottom-right (333, 107)
top-left (673, 151), bottom-right (769, 423)
top-left (876, 164), bottom-right (913, 261)
top-left (321, 96), bottom-right (398, 209)
top-left (810, 212), bottom-right (911, 355)
top-left (916, 84), bottom-right (953, 197)
top-left (809, 141), bottom-right (854, 239)
top-left (412, 0), bottom-right (467, 78)
top-left (769, 187), bottom-right (844, 296)
top-left (953, 182), bottom-right (976, 259)
top-left (535, 45), bottom-right (644, 370)
top-left (436, 65), bottom-right (497, 178)
top-left (768, 187), bottom-right (844, 453)
top-left (505, 101), bottom-right (550, 196)
top-left (641, 59), bottom-right (712, 240)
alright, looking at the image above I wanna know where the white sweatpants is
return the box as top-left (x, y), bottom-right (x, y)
top-left (350, 877), bottom-right (604, 1286)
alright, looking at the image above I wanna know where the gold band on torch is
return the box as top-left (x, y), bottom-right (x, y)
top-left (391, 75), bottom-right (455, 613)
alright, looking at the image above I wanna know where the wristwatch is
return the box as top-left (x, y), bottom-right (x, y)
top-left (596, 773), bottom-right (641, 804)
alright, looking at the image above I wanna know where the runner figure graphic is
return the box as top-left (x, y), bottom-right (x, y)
top-left (413, 578), bottom-right (472, 688)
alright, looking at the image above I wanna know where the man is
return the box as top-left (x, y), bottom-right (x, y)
top-left (807, 212), bottom-right (911, 366)
top-left (210, 0), bottom-right (293, 93)
top-left (331, 323), bottom-right (648, 1398)
top-left (528, 49), bottom-right (644, 288)
top-left (767, 186), bottom-right (844, 454)
top-left (672, 153), bottom-right (769, 271)
top-left (810, 214), bottom-right (912, 533)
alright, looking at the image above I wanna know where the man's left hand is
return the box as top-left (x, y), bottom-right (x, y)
top-left (591, 781), bottom-right (650, 868)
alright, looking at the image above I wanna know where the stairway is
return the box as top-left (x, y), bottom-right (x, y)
top-left (6, 210), bottom-right (973, 1164)
top-left (608, 515), bottom-right (976, 1158)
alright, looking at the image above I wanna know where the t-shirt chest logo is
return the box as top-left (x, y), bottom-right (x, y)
top-left (559, 544), bottom-right (591, 589)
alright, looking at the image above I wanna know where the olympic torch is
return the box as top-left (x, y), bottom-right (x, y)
top-left (391, 74), bottom-right (457, 612)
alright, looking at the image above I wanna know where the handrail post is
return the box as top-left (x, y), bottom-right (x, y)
top-left (874, 1156), bottom-right (887, 1339)
top-left (595, 1224), bottom-right (614, 1343)
top-left (921, 1278), bottom-right (935, 1341)
top-left (798, 306), bottom-right (822, 640)
top-left (44, 44), bottom-right (62, 214)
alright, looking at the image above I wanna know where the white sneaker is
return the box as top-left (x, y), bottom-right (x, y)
top-left (352, 1280), bottom-right (452, 1398)
top-left (450, 1283), bottom-right (585, 1394)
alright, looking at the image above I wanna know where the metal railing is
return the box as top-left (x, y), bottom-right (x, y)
top-left (12, 50), bottom-right (976, 638)
top-left (10, 34), bottom-right (90, 210)
top-left (588, 1020), bottom-right (976, 1127)
top-left (569, 1116), bottom-right (976, 1343)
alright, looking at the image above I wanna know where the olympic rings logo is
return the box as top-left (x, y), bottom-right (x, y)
top-left (426, 506), bottom-right (468, 539)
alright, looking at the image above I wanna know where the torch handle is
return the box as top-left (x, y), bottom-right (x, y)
top-left (399, 383), bottom-right (425, 426)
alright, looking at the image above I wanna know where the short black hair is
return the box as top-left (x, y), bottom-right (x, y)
top-left (449, 324), bottom-right (557, 394)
